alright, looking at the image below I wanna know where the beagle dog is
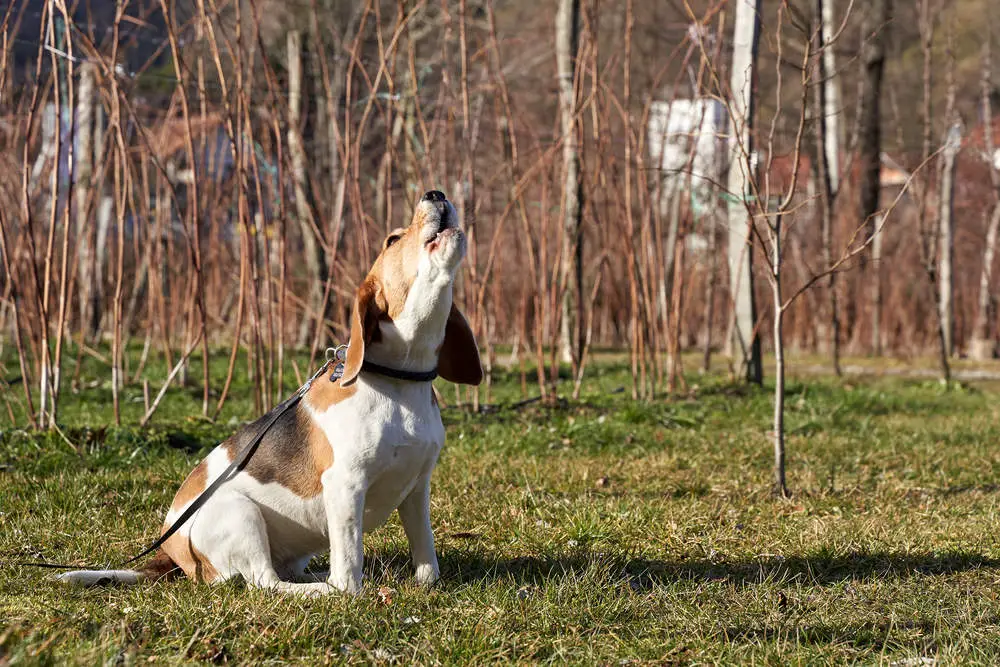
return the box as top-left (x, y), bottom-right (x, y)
top-left (58, 190), bottom-right (482, 595)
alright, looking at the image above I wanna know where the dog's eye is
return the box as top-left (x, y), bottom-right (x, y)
top-left (385, 234), bottom-right (401, 249)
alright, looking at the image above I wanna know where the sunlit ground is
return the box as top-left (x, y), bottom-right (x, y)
top-left (3, 349), bottom-right (1000, 663)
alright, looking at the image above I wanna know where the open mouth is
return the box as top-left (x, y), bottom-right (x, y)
top-left (425, 226), bottom-right (457, 251)
top-left (423, 204), bottom-right (455, 248)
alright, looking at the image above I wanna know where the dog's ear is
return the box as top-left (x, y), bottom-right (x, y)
top-left (341, 279), bottom-right (381, 386)
top-left (438, 304), bottom-right (483, 385)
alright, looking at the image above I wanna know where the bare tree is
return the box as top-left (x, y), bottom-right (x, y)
top-left (726, 0), bottom-right (763, 385)
top-left (821, 0), bottom-right (844, 186)
top-left (971, 28), bottom-right (1000, 360)
top-left (91, 101), bottom-right (110, 345)
top-left (857, 0), bottom-right (888, 353)
top-left (938, 120), bottom-right (961, 359)
top-left (74, 63), bottom-right (97, 339)
top-left (936, 27), bottom-right (960, 363)
top-left (764, 18), bottom-right (810, 498)
top-left (288, 29), bottom-right (329, 349)
top-left (3, 0), bottom-right (997, 440)
top-left (915, 0), bottom-right (951, 383)
top-left (815, 0), bottom-right (842, 373)
top-left (557, 0), bottom-right (583, 369)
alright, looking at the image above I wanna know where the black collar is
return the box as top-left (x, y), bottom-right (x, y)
top-left (360, 359), bottom-right (438, 383)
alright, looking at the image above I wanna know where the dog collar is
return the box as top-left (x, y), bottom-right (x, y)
top-left (360, 360), bottom-right (438, 383)
top-left (326, 346), bottom-right (438, 383)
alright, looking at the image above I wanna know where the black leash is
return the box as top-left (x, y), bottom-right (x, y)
top-left (20, 348), bottom-right (439, 573)
top-left (21, 353), bottom-right (339, 572)
top-left (120, 380), bottom-right (315, 566)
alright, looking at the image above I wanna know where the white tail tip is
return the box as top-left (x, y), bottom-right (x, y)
top-left (55, 569), bottom-right (143, 587)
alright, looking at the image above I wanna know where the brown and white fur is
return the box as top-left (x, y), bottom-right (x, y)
top-left (57, 191), bottom-right (482, 595)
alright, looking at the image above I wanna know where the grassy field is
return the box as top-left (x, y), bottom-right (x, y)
top-left (3, 349), bottom-right (1000, 664)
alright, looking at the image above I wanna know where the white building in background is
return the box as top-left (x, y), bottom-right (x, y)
top-left (647, 97), bottom-right (728, 221)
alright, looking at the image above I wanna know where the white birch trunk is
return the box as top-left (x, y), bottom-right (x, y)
top-left (938, 123), bottom-right (961, 358)
top-left (821, 0), bottom-right (841, 195)
top-left (815, 0), bottom-right (842, 371)
top-left (726, 0), bottom-right (762, 384)
top-left (75, 63), bottom-right (96, 337)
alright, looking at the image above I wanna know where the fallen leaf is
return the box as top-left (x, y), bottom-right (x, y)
top-left (377, 586), bottom-right (395, 606)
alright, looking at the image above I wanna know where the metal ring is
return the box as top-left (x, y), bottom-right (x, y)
top-left (325, 345), bottom-right (348, 363)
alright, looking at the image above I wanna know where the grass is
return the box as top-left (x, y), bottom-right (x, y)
top-left (3, 348), bottom-right (1000, 664)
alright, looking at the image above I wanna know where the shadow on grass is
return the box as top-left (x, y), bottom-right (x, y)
top-left (422, 549), bottom-right (1000, 589)
top-left (935, 484), bottom-right (1000, 496)
top-left (717, 619), bottom-right (939, 650)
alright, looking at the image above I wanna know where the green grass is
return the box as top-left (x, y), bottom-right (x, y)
top-left (4, 350), bottom-right (1000, 664)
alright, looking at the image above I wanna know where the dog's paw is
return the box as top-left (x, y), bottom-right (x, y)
top-left (326, 573), bottom-right (363, 596)
top-left (413, 563), bottom-right (440, 587)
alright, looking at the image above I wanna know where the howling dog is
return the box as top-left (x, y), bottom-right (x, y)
top-left (58, 190), bottom-right (482, 595)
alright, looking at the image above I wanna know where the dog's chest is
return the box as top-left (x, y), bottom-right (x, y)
top-left (314, 380), bottom-right (444, 528)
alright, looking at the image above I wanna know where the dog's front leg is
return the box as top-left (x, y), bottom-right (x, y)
top-left (398, 475), bottom-right (439, 586)
top-left (323, 471), bottom-right (366, 595)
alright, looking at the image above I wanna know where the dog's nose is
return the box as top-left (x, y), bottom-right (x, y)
top-left (421, 190), bottom-right (447, 203)
top-left (420, 190), bottom-right (450, 224)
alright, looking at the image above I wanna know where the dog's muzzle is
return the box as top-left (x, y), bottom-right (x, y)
top-left (420, 190), bottom-right (456, 247)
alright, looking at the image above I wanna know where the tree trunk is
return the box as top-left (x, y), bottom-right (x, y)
top-left (556, 0), bottom-right (583, 369)
top-left (701, 212), bottom-right (718, 374)
top-left (971, 34), bottom-right (1000, 360)
top-left (858, 0), bottom-right (888, 352)
top-left (915, 0), bottom-right (950, 382)
top-left (662, 183), bottom-right (682, 317)
top-left (772, 230), bottom-right (787, 498)
top-left (94, 195), bottom-right (112, 338)
top-left (316, 0), bottom-right (361, 260)
top-left (858, 0), bottom-right (888, 231)
top-left (89, 91), bottom-right (107, 342)
top-left (288, 30), bottom-right (328, 349)
top-left (816, 0), bottom-right (842, 373)
top-left (726, 0), bottom-right (763, 385)
top-left (821, 0), bottom-right (843, 193)
top-left (971, 204), bottom-right (1000, 359)
top-left (870, 213), bottom-right (883, 355)
top-left (75, 63), bottom-right (96, 339)
top-left (938, 123), bottom-right (961, 358)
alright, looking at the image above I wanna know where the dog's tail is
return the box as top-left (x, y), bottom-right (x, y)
top-left (55, 551), bottom-right (181, 587)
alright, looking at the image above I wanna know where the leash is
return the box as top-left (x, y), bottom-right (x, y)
top-left (21, 348), bottom-right (345, 572)
top-left (131, 354), bottom-right (437, 566)
top-left (119, 355), bottom-right (334, 567)
top-left (20, 347), bottom-right (440, 573)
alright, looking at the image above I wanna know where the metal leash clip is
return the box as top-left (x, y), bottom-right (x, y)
top-left (326, 344), bottom-right (349, 381)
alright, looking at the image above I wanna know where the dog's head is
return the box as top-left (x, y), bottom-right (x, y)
top-left (340, 190), bottom-right (483, 386)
